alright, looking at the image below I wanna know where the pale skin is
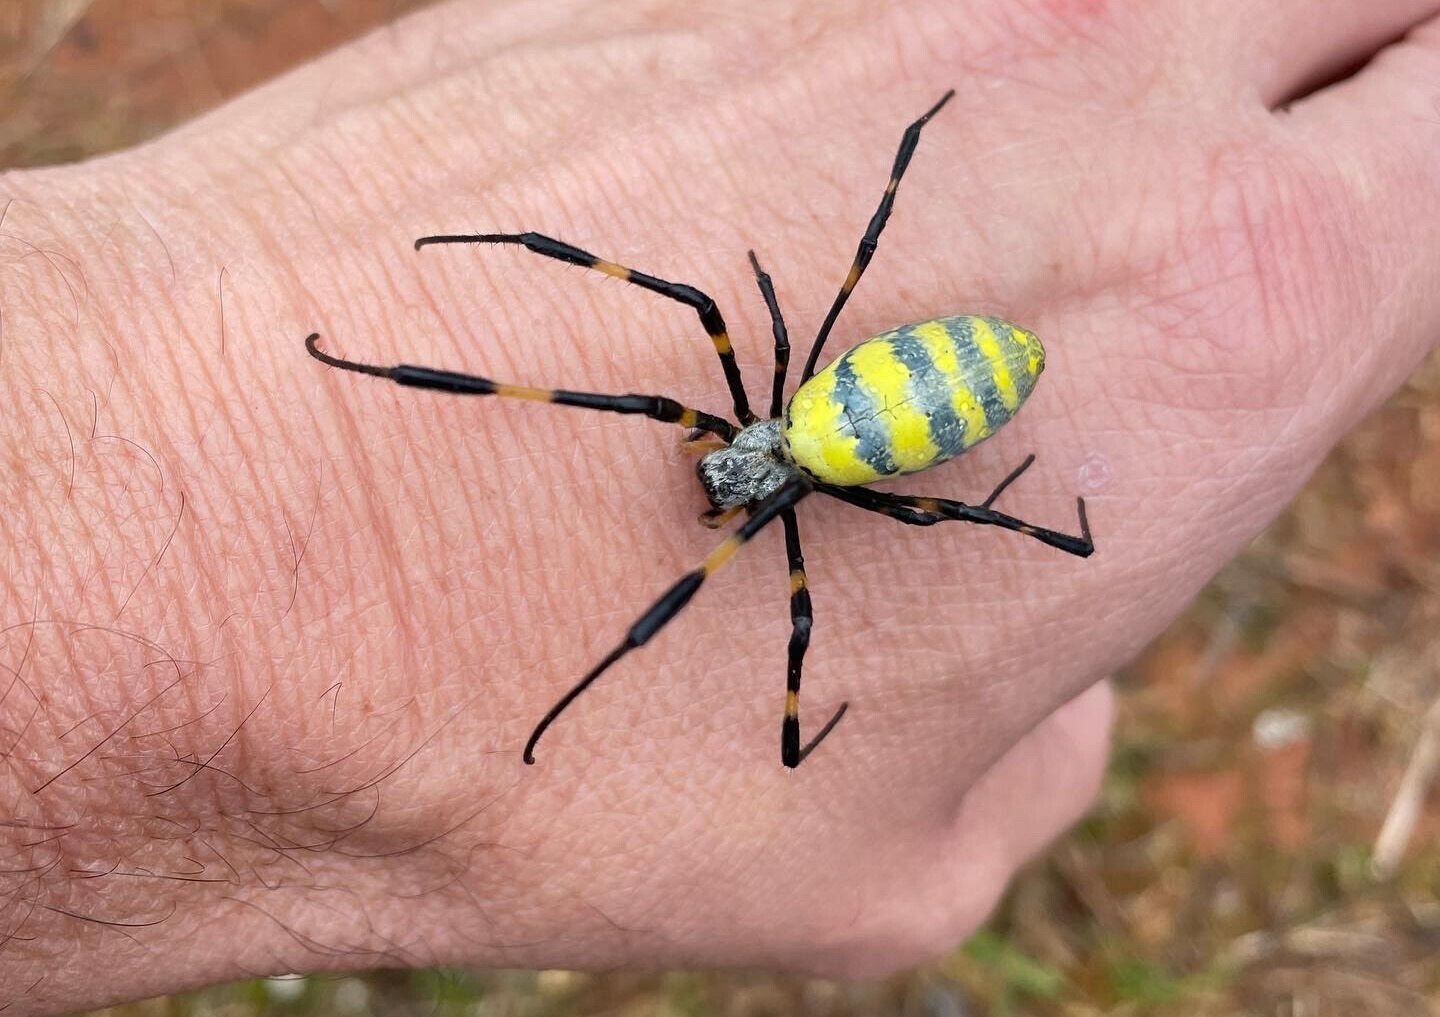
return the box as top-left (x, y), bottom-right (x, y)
top-left (2, 0), bottom-right (1439, 1012)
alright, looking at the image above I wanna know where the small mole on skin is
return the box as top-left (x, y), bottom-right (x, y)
top-left (1077, 453), bottom-right (1113, 494)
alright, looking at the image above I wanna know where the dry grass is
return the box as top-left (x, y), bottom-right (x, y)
top-left (5, 2), bottom-right (1438, 1014)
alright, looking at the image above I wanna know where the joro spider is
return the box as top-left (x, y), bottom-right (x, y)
top-left (304, 90), bottom-right (1094, 769)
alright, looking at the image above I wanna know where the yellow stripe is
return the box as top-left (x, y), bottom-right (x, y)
top-left (594, 260), bottom-right (630, 280)
top-left (703, 535), bottom-right (743, 575)
top-left (494, 383), bottom-right (553, 402)
top-left (846, 337), bottom-right (938, 473)
top-left (678, 408), bottom-right (698, 428)
top-left (972, 318), bottom-right (1019, 412)
top-left (680, 436), bottom-right (726, 455)
top-left (1020, 327), bottom-right (1046, 378)
top-left (785, 691), bottom-right (799, 717)
top-left (701, 505), bottom-right (742, 528)
top-left (782, 369), bottom-right (876, 485)
top-left (712, 332), bottom-right (734, 355)
top-left (911, 321), bottom-right (990, 448)
top-left (1003, 323), bottom-right (1045, 387)
top-left (789, 569), bottom-right (806, 595)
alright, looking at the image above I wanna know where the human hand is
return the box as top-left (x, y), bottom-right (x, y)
top-left (3, 1), bottom-right (1437, 1012)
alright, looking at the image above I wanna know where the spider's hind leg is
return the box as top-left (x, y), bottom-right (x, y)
top-left (820, 458), bottom-right (1093, 559)
top-left (781, 508), bottom-right (848, 768)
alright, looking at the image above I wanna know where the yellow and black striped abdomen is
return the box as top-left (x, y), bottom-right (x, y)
top-left (782, 315), bottom-right (1045, 487)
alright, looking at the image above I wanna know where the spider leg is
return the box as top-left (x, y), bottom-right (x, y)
top-left (780, 508), bottom-right (848, 768)
top-left (800, 90), bottom-right (955, 383)
top-left (679, 435), bottom-right (728, 456)
top-left (746, 250), bottom-right (791, 420)
top-left (524, 476), bottom-right (812, 765)
top-left (981, 453), bottom-right (1036, 508)
top-left (305, 333), bottom-right (736, 441)
top-left (699, 505), bottom-right (743, 529)
top-left (818, 458), bottom-right (1093, 558)
top-left (414, 232), bottom-right (756, 425)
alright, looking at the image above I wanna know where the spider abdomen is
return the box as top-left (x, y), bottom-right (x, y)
top-left (782, 315), bottom-right (1045, 487)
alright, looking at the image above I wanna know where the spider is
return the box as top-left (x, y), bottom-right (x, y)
top-left (304, 90), bottom-right (1094, 769)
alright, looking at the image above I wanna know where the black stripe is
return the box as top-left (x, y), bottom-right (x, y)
top-left (888, 329), bottom-right (967, 459)
top-left (392, 365), bottom-right (497, 394)
top-left (551, 391), bottom-right (735, 438)
top-left (520, 233), bottom-right (596, 268)
top-left (832, 351), bottom-right (897, 476)
top-left (629, 570), bottom-right (705, 645)
top-left (944, 317), bottom-right (1009, 433)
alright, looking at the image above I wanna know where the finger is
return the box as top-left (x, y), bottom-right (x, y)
top-left (913, 681), bottom-right (1114, 965)
top-left (1282, 16), bottom-right (1440, 401)
top-left (811, 680), bottom-right (1114, 979)
top-left (918, 681), bottom-right (1114, 958)
top-left (944, 680), bottom-right (1115, 884)
top-left (1290, 12), bottom-right (1440, 122)
top-left (1182, 0), bottom-right (1440, 106)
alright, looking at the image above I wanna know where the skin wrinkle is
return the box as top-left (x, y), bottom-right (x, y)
top-left (312, 362), bottom-right (426, 704)
top-left (1207, 149), bottom-right (1365, 407)
top-left (888, 0), bottom-right (1151, 103)
top-left (403, 251), bottom-right (616, 693)
top-left (366, 248), bottom-right (484, 645)
top-left (17, 474), bottom-right (162, 802)
top-left (239, 187), bottom-right (416, 708)
top-left (278, 143), bottom-right (372, 246)
top-left (1050, 127), bottom-right (1143, 305)
top-left (1066, 116), bottom-right (1248, 310)
top-left (1275, 152), bottom-right (1378, 369)
top-left (124, 199), bottom-right (180, 286)
top-left (384, 64), bottom-right (578, 200)
top-left (1220, 154), bottom-right (1290, 353)
top-left (94, 221), bottom-right (258, 792)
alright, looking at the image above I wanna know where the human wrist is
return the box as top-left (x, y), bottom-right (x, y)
top-left (0, 157), bottom-right (554, 1011)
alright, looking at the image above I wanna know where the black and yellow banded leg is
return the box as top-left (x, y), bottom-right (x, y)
top-left (305, 334), bottom-right (737, 441)
top-left (819, 480), bottom-right (1093, 558)
top-left (780, 508), bottom-right (848, 768)
top-left (414, 231), bottom-right (756, 426)
top-left (746, 250), bottom-right (791, 419)
top-left (523, 476), bottom-right (813, 765)
top-left (801, 89), bottom-right (956, 382)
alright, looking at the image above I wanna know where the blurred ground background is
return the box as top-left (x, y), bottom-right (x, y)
top-left (3, 1), bottom-right (1438, 1014)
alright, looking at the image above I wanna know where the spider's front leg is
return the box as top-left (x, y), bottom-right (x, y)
top-left (415, 231), bottom-right (758, 425)
top-left (524, 477), bottom-right (812, 764)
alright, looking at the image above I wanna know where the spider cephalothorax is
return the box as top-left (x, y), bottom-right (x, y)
top-left (697, 420), bottom-right (796, 510)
